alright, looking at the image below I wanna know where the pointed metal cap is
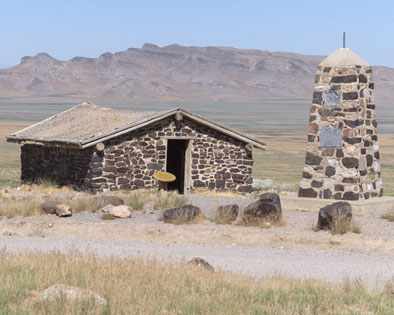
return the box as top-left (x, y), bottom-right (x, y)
top-left (319, 48), bottom-right (369, 67)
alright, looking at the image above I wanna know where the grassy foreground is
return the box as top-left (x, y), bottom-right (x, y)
top-left (0, 251), bottom-right (393, 314)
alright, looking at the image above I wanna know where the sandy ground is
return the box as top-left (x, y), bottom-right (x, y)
top-left (1, 194), bottom-right (394, 285)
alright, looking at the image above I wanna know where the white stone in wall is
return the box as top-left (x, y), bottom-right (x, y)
top-left (327, 159), bottom-right (338, 166)
top-left (345, 145), bottom-right (357, 156)
top-left (359, 156), bottom-right (366, 170)
top-left (323, 179), bottom-right (334, 190)
top-left (299, 180), bottom-right (311, 189)
top-left (343, 170), bottom-right (358, 177)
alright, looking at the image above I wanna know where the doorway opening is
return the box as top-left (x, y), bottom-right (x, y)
top-left (166, 139), bottom-right (189, 194)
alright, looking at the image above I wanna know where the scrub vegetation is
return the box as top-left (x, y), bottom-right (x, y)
top-left (1, 251), bottom-right (394, 314)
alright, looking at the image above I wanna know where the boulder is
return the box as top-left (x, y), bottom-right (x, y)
top-left (163, 205), bottom-right (201, 223)
top-left (41, 201), bottom-right (61, 214)
top-left (55, 204), bottom-right (72, 217)
top-left (188, 257), bottom-right (214, 272)
top-left (317, 201), bottom-right (352, 230)
top-left (103, 205), bottom-right (132, 218)
top-left (26, 284), bottom-right (106, 306)
top-left (244, 192), bottom-right (282, 221)
top-left (216, 204), bottom-right (239, 223)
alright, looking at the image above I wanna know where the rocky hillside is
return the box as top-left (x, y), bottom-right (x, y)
top-left (0, 43), bottom-right (393, 101)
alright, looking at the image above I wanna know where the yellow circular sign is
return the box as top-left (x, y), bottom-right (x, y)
top-left (154, 171), bottom-right (176, 182)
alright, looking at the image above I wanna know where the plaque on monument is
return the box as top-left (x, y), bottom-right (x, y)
top-left (319, 127), bottom-right (342, 147)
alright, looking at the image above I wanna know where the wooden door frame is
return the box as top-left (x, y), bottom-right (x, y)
top-left (164, 137), bottom-right (192, 194)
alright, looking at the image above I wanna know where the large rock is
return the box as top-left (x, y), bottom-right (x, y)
top-left (41, 201), bottom-right (61, 214)
top-left (103, 205), bottom-right (132, 218)
top-left (26, 284), bottom-right (107, 306)
top-left (317, 201), bottom-right (352, 230)
top-left (163, 205), bottom-right (201, 223)
top-left (216, 204), bottom-right (239, 223)
top-left (55, 204), bottom-right (72, 217)
top-left (244, 192), bottom-right (282, 221)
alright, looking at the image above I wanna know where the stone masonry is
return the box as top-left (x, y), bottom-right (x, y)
top-left (298, 49), bottom-right (382, 201)
top-left (21, 116), bottom-right (254, 193)
top-left (21, 144), bottom-right (93, 188)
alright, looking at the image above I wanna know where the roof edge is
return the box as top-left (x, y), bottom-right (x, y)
top-left (80, 108), bottom-right (266, 150)
top-left (7, 105), bottom-right (267, 150)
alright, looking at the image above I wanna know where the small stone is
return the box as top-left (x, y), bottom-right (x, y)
top-left (342, 157), bottom-right (359, 169)
top-left (298, 188), bottom-right (317, 198)
top-left (106, 205), bottom-right (132, 218)
top-left (163, 205), bottom-right (201, 223)
top-left (308, 123), bottom-right (318, 135)
top-left (325, 166), bottom-right (336, 177)
top-left (311, 180), bottom-right (323, 188)
top-left (188, 257), bottom-right (214, 272)
top-left (299, 180), bottom-right (311, 189)
top-left (305, 152), bottom-right (322, 166)
top-left (48, 223), bottom-right (53, 228)
top-left (343, 191), bottom-right (359, 201)
top-left (143, 201), bottom-right (155, 214)
top-left (55, 204), bottom-right (72, 217)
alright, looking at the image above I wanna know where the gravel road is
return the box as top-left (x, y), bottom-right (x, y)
top-left (1, 234), bottom-right (393, 286)
top-left (2, 193), bottom-right (394, 286)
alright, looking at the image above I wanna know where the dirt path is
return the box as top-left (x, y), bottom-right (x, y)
top-left (1, 209), bottom-right (394, 254)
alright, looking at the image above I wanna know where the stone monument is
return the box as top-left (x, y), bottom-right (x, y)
top-left (298, 47), bottom-right (382, 200)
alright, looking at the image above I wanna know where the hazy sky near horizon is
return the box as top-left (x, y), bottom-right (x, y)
top-left (1, 0), bottom-right (393, 67)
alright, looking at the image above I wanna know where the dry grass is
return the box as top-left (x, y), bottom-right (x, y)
top-left (0, 189), bottom-right (189, 218)
top-left (0, 250), bottom-right (393, 314)
top-left (241, 216), bottom-right (286, 229)
top-left (212, 207), bottom-right (238, 225)
top-left (381, 211), bottom-right (394, 222)
top-left (0, 183), bottom-right (71, 198)
top-left (195, 190), bottom-right (247, 198)
top-left (123, 189), bottom-right (189, 211)
top-left (313, 219), bottom-right (361, 235)
top-left (238, 209), bottom-right (285, 229)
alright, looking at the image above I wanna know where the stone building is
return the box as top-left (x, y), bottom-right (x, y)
top-left (298, 48), bottom-right (382, 200)
top-left (7, 103), bottom-right (266, 193)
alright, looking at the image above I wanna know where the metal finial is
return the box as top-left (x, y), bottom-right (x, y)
top-left (343, 32), bottom-right (346, 48)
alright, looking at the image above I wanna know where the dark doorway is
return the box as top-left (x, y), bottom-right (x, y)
top-left (166, 139), bottom-right (189, 194)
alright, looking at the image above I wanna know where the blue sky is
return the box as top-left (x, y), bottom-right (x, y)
top-left (1, 0), bottom-right (393, 67)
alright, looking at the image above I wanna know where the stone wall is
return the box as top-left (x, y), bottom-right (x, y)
top-left (21, 144), bottom-right (93, 189)
top-left (87, 116), bottom-right (253, 193)
top-left (298, 65), bottom-right (382, 200)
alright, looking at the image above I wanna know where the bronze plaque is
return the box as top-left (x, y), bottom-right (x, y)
top-left (320, 127), bottom-right (342, 147)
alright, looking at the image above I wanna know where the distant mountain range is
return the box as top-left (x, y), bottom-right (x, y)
top-left (0, 43), bottom-right (393, 101)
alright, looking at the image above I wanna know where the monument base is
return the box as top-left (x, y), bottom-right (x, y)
top-left (281, 195), bottom-right (394, 217)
